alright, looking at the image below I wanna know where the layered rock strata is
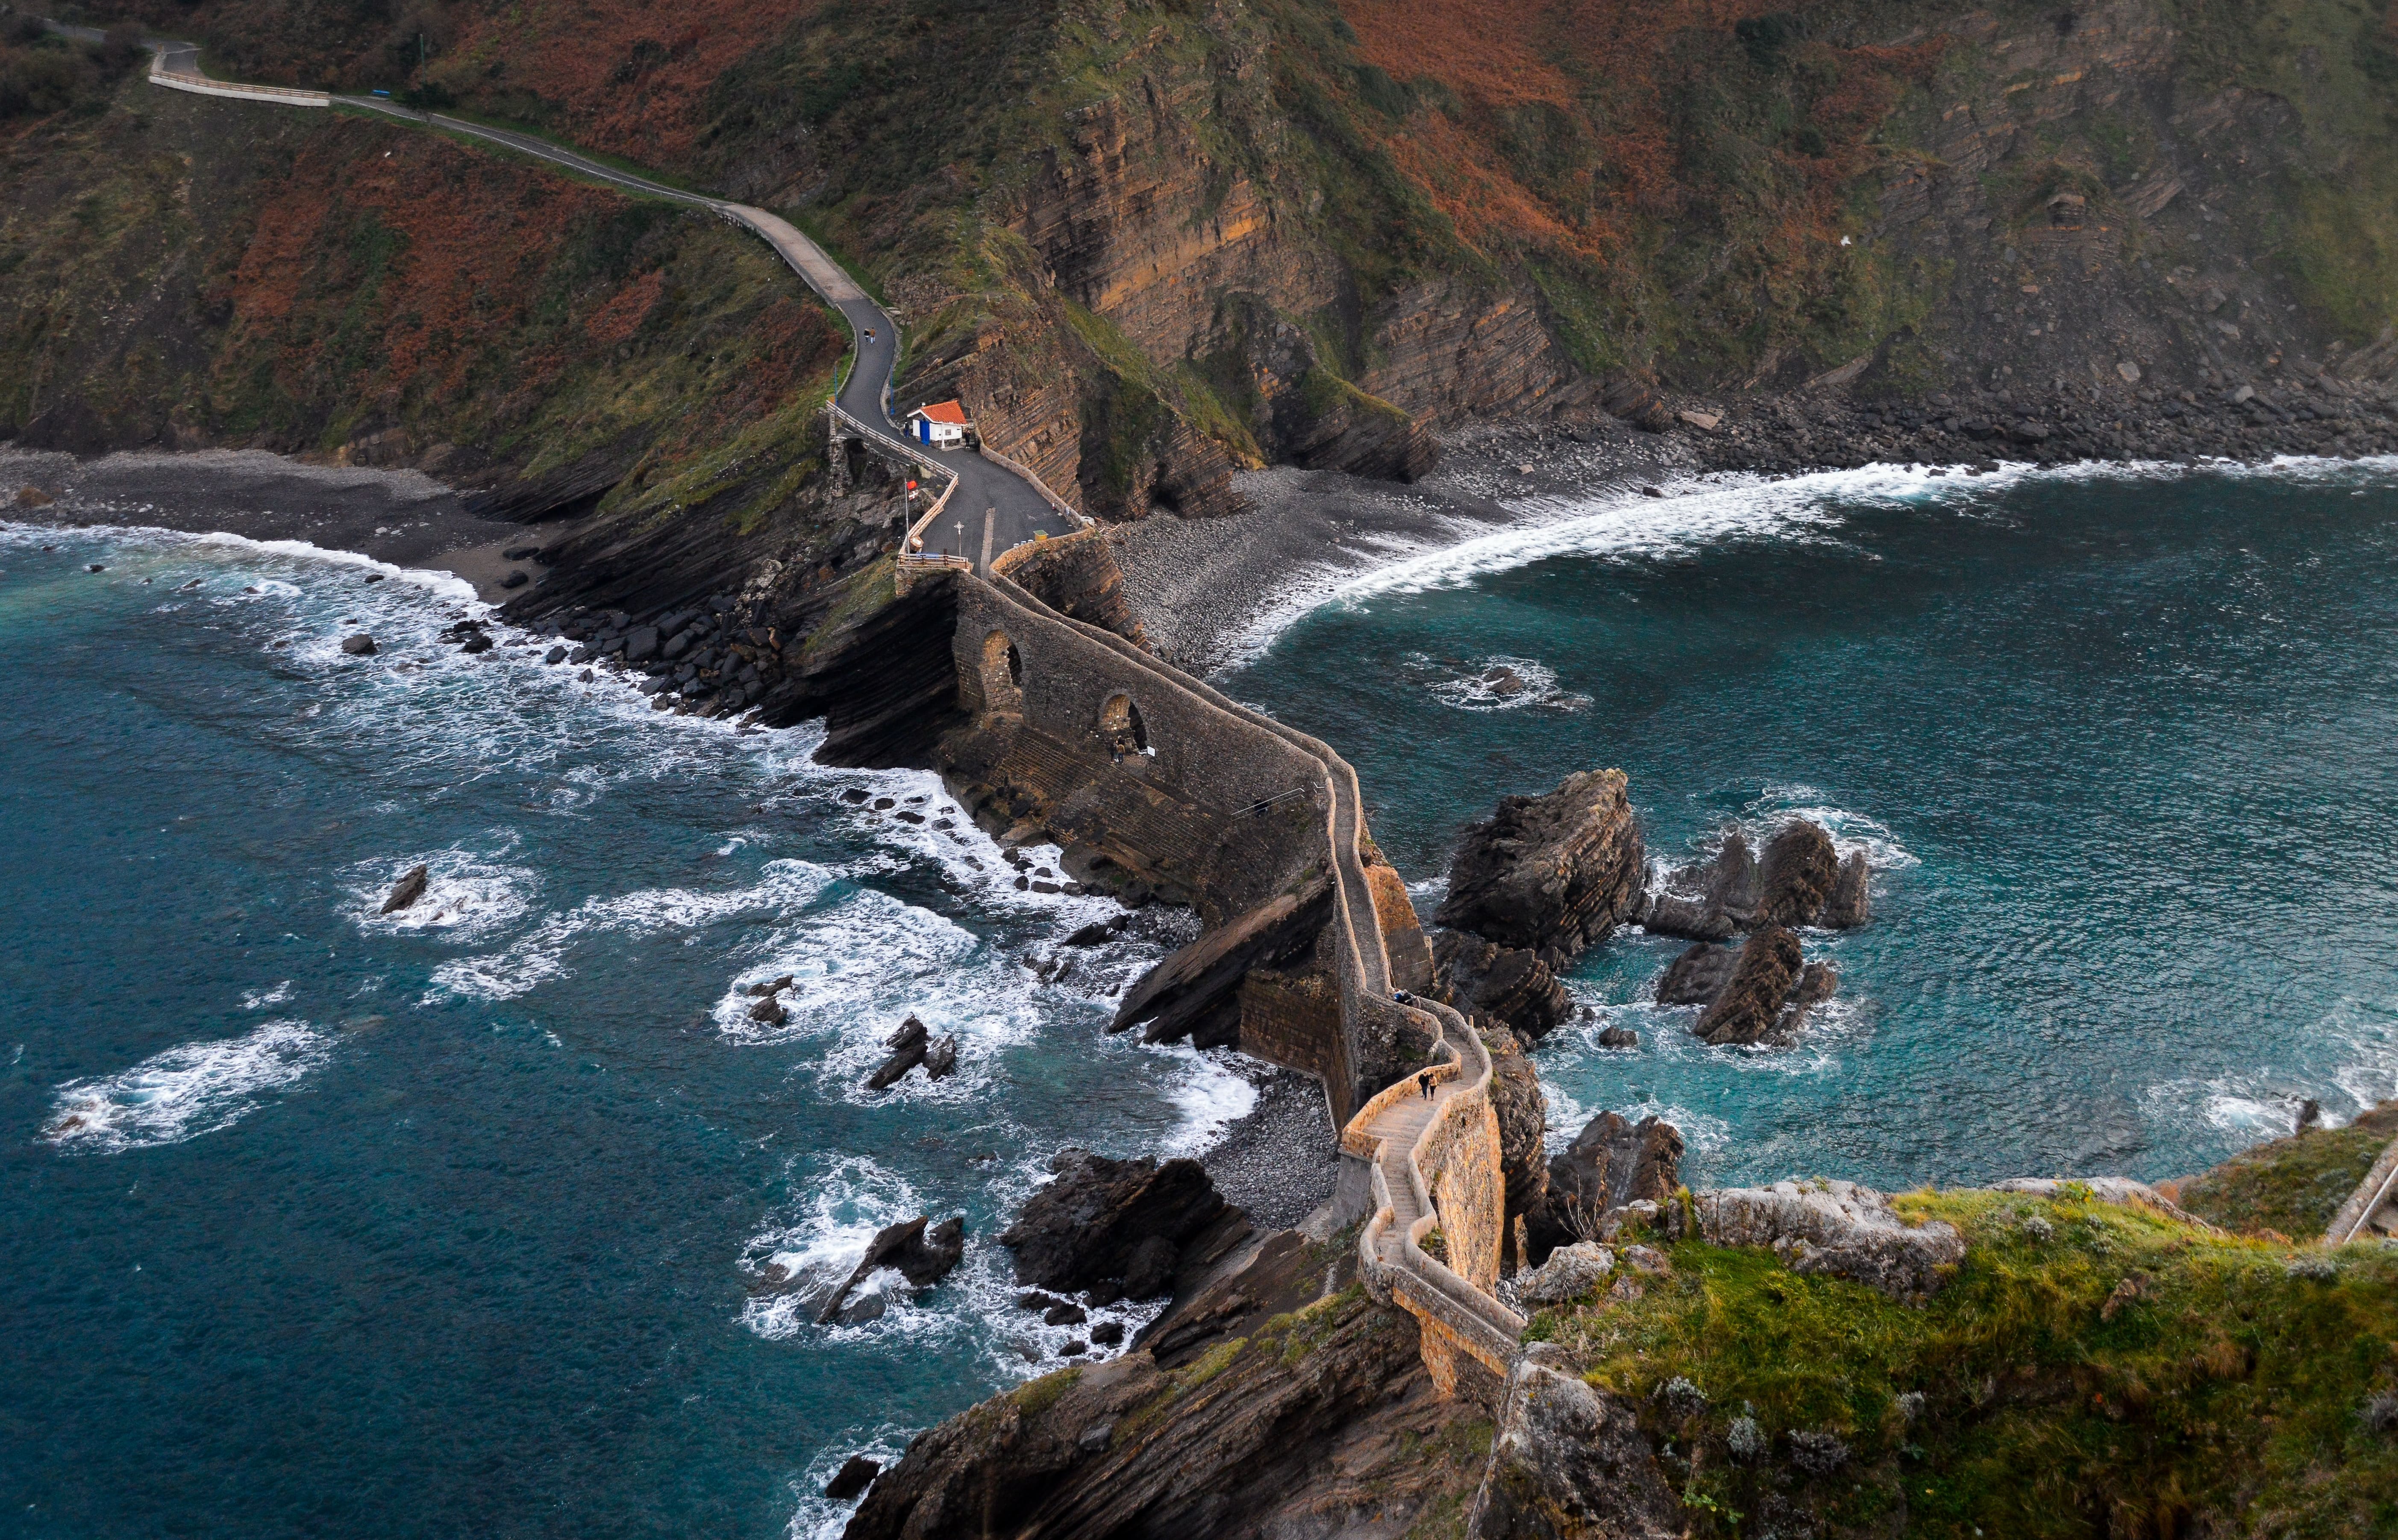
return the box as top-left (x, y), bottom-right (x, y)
top-left (1437, 769), bottom-right (1646, 967)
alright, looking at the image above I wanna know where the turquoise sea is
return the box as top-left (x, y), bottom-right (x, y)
top-left (7, 456), bottom-right (2397, 1536)
top-left (1228, 458), bottom-right (2398, 1189)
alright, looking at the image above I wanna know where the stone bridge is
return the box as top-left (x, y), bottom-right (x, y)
top-left (115, 33), bottom-right (1525, 1396)
top-left (940, 544), bottom-right (1523, 1392)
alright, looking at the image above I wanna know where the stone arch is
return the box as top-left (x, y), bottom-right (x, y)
top-left (978, 629), bottom-right (1024, 715)
top-left (1099, 692), bottom-right (1152, 759)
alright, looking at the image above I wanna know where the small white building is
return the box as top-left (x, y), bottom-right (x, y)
top-left (904, 400), bottom-right (972, 449)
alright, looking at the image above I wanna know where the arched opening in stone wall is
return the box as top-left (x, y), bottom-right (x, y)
top-left (1099, 692), bottom-right (1152, 760)
top-left (978, 629), bottom-right (1024, 715)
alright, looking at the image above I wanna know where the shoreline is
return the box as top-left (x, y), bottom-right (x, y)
top-left (1, 446), bottom-right (558, 603)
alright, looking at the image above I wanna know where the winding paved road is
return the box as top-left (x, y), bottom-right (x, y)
top-left (80, 22), bottom-right (1079, 564)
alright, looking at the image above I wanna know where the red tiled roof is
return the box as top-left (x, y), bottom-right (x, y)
top-left (912, 400), bottom-right (970, 425)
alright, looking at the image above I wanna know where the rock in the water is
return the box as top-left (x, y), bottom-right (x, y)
top-left (543, 645), bottom-right (568, 665)
top-left (1467, 1347), bottom-right (1680, 1540)
top-left (1434, 931), bottom-right (1569, 1041)
top-left (1088, 1320), bottom-right (1125, 1346)
top-left (823, 1454), bottom-right (881, 1501)
top-left (1516, 1242), bottom-right (1613, 1305)
top-left (1437, 768), bottom-right (1646, 964)
top-left (867, 1015), bottom-right (931, 1089)
top-left (379, 863), bottom-right (430, 915)
top-left (1754, 819), bottom-right (1838, 927)
top-left (1533, 1112), bottom-right (1682, 1253)
top-left (1596, 1025), bottom-right (1640, 1049)
top-left (1043, 1301), bottom-right (1089, 1326)
top-left (1693, 926), bottom-right (1802, 1045)
top-left (998, 1148), bottom-right (1231, 1296)
top-left (1642, 831), bottom-right (1758, 941)
top-left (458, 631), bottom-right (494, 655)
top-left (623, 625), bottom-right (659, 662)
top-left (814, 1214), bottom-right (968, 1323)
top-left (923, 1035), bottom-right (958, 1079)
top-left (749, 995), bottom-right (789, 1026)
top-left (340, 633), bottom-right (376, 656)
top-left (1774, 960), bottom-right (1839, 1041)
top-left (1667, 1179), bottom-right (1966, 1299)
top-left (1654, 942), bottom-right (1740, 1006)
top-left (1822, 850), bottom-right (1872, 928)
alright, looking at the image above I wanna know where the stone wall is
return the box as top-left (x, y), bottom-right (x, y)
top-left (989, 528), bottom-right (1151, 648)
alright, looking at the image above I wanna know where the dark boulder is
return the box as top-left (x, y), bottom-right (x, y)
top-left (459, 631), bottom-right (494, 655)
top-left (814, 1215), bottom-right (967, 1323)
top-left (1754, 820), bottom-right (1838, 928)
top-left (1596, 1025), bottom-right (1640, 1049)
top-left (1654, 942), bottom-right (1740, 1006)
top-left (823, 1455), bottom-right (880, 1502)
top-left (1643, 831), bottom-right (1757, 941)
top-left (379, 863), bottom-right (430, 915)
top-left (749, 995), bottom-right (789, 1027)
top-left (341, 633), bottom-right (376, 656)
top-left (624, 625), bottom-right (660, 662)
top-left (1468, 1349), bottom-right (1680, 1540)
top-left (867, 1015), bottom-right (931, 1089)
top-left (923, 1035), bottom-right (958, 1079)
top-left (1822, 851), bottom-right (1872, 928)
top-left (1693, 926), bottom-right (1803, 1046)
top-left (1531, 1112), bottom-right (1683, 1255)
top-left (544, 645), bottom-right (568, 665)
top-left (998, 1148), bottom-right (1231, 1297)
top-left (499, 571), bottom-right (529, 590)
top-left (1432, 931), bottom-right (1569, 1042)
top-left (1437, 769), bottom-right (1646, 965)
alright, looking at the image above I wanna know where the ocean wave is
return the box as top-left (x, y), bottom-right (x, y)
top-left (429, 857), bottom-right (843, 1001)
top-left (42, 1019), bottom-right (331, 1153)
top-left (1147, 1042), bottom-right (1262, 1155)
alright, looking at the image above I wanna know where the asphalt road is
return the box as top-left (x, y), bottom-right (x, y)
top-left (55, 17), bottom-right (1079, 568)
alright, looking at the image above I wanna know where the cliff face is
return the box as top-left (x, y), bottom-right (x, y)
top-left (846, 1235), bottom-right (1492, 1540)
top-left (43, 0), bottom-right (2398, 524)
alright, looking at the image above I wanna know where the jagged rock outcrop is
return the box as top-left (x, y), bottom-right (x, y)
top-left (1754, 820), bottom-right (1839, 928)
top-left (999, 1150), bottom-right (1238, 1300)
top-left (1432, 930), bottom-right (1570, 1043)
top-left (1692, 927), bottom-right (1804, 1046)
top-left (1642, 830), bottom-right (1757, 942)
top-left (1466, 1347), bottom-right (1680, 1540)
top-left (1822, 851), bottom-right (1872, 928)
top-left (815, 1216), bottom-right (967, 1324)
top-left (846, 1264), bottom-right (1484, 1539)
top-left (1654, 941), bottom-right (1740, 1006)
top-left (1514, 1242), bottom-right (1614, 1306)
top-left (1479, 1025), bottom-right (1550, 1223)
top-left (1668, 1179), bottom-right (1967, 1300)
top-left (1531, 1113), bottom-right (1682, 1257)
top-left (1660, 944), bottom-right (1837, 1042)
top-left (1438, 769), bottom-right (1646, 965)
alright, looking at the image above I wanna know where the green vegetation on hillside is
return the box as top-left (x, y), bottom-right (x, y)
top-left (1536, 1190), bottom-right (2398, 1537)
top-left (2179, 1103), bottom-right (2398, 1241)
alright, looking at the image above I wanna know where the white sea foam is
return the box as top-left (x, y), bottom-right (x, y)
top-left (1419, 653), bottom-right (1591, 714)
top-left (345, 850), bottom-right (539, 938)
top-left (43, 1020), bottom-right (331, 1153)
top-left (242, 980), bottom-right (294, 1009)
top-left (428, 857), bottom-right (842, 1001)
top-left (1148, 1042), bottom-right (1262, 1155)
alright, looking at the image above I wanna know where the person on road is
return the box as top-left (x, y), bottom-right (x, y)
top-left (1416, 1071), bottom-right (1434, 1100)
top-left (864, 328), bottom-right (875, 345)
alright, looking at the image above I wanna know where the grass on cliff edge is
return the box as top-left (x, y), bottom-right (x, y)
top-left (1537, 1190), bottom-right (2398, 1538)
top-left (2175, 1101), bottom-right (2398, 1242)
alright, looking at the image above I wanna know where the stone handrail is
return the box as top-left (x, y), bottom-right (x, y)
top-left (2325, 1131), bottom-right (2398, 1244)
